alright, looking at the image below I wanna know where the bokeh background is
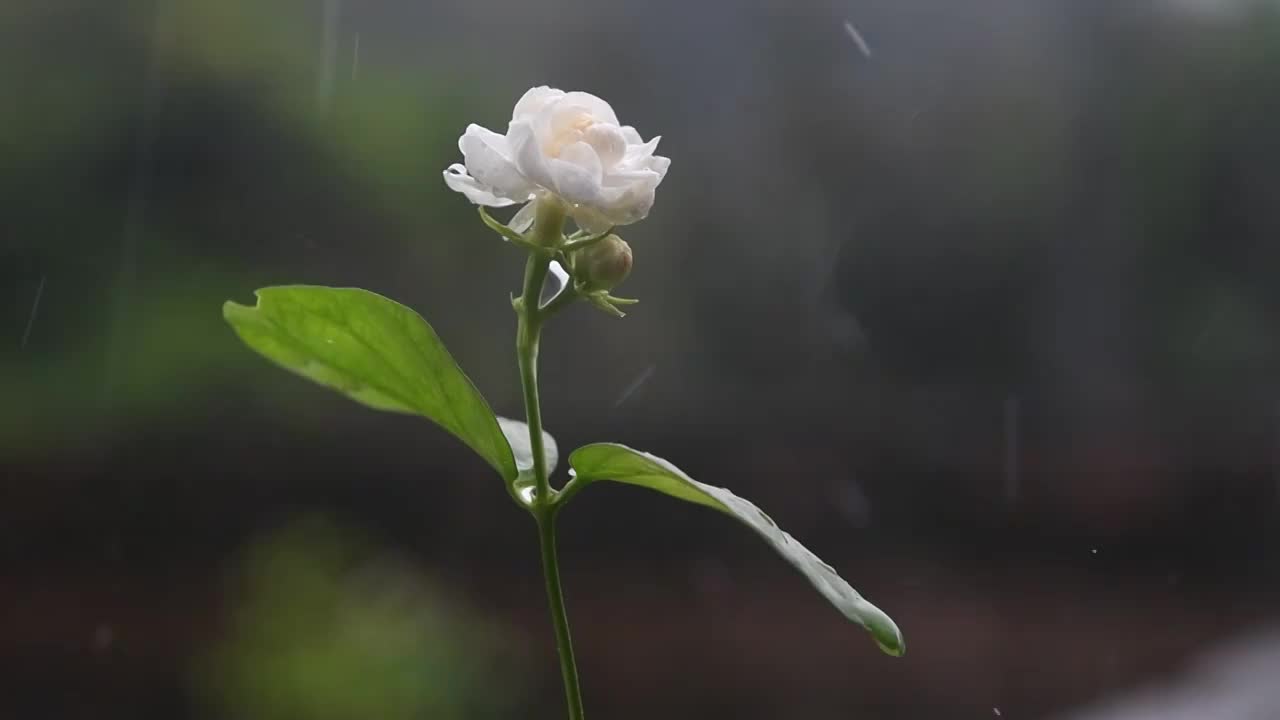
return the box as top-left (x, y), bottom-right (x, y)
top-left (5, 1), bottom-right (1280, 718)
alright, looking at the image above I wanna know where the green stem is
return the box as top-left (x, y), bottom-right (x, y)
top-left (536, 505), bottom-right (584, 720)
top-left (515, 200), bottom-right (585, 720)
top-left (516, 253), bottom-right (551, 500)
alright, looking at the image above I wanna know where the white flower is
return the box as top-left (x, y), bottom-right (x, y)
top-left (443, 86), bottom-right (670, 233)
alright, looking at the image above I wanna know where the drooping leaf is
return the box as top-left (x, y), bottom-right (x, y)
top-left (223, 286), bottom-right (517, 481)
top-left (568, 443), bottom-right (905, 656)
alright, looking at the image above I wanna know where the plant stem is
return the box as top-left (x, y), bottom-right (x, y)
top-left (516, 200), bottom-right (585, 720)
top-left (516, 253), bottom-right (551, 501)
top-left (535, 505), bottom-right (584, 720)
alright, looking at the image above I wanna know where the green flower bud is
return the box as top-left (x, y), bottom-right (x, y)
top-left (576, 234), bottom-right (632, 291)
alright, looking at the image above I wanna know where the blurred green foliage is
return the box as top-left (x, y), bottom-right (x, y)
top-left (193, 517), bottom-right (523, 720)
top-left (5, 0), bottom-right (1280, 459)
top-left (1, 0), bottom-right (486, 454)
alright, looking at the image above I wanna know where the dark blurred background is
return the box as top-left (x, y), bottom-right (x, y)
top-left (4, 0), bottom-right (1280, 718)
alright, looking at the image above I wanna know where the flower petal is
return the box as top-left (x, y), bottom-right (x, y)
top-left (460, 124), bottom-right (534, 201)
top-left (562, 91), bottom-right (619, 126)
top-left (622, 135), bottom-right (661, 164)
top-left (509, 120), bottom-right (556, 191)
top-left (512, 86), bottom-right (564, 122)
top-left (443, 164), bottom-right (519, 207)
top-left (550, 141), bottom-right (603, 205)
top-left (644, 154), bottom-right (671, 181)
top-left (584, 123), bottom-right (627, 168)
top-left (546, 259), bottom-right (570, 298)
top-left (594, 169), bottom-right (662, 225)
top-left (509, 200), bottom-right (537, 233)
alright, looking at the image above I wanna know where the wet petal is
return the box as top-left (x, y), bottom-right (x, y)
top-left (508, 120), bottom-right (556, 191)
top-left (648, 154), bottom-right (671, 180)
top-left (545, 259), bottom-right (571, 301)
top-left (584, 123), bottom-right (627, 168)
top-left (460, 124), bottom-right (533, 201)
top-left (595, 170), bottom-right (661, 225)
top-left (622, 135), bottom-right (662, 164)
top-left (509, 200), bottom-right (538, 233)
top-left (512, 86), bottom-right (564, 122)
top-left (550, 142), bottom-right (603, 205)
top-left (563, 91), bottom-right (619, 126)
top-left (443, 164), bottom-right (519, 207)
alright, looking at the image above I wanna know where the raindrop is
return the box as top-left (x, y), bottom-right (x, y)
top-left (517, 485), bottom-right (536, 505)
top-left (993, 708), bottom-right (1002, 717)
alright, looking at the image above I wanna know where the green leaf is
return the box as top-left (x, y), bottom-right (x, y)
top-left (223, 286), bottom-right (517, 482)
top-left (568, 443), bottom-right (905, 657)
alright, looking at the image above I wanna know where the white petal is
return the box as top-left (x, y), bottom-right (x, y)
top-left (512, 86), bottom-right (564, 122)
top-left (509, 201), bottom-right (538, 233)
top-left (443, 164), bottom-right (519, 207)
top-left (595, 170), bottom-right (661, 225)
top-left (647, 154), bottom-right (671, 180)
top-left (619, 125), bottom-right (643, 144)
top-left (548, 259), bottom-right (570, 286)
top-left (558, 141), bottom-right (603, 175)
top-left (547, 102), bottom-right (594, 144)
top-left (562, 91), bottom-right (619, 126)
top-left (623, 135), bottom-right (661, 164)
top-left (549, 142), bottom-right (603, 205)
top-left (508, 120), bottom-right (556, 191)
top-left (544, 259), bottom-right (571, 300)
top-left (584, 123), bottom-right (627, 168)
top-left (460, 124), bottom-right (534, 201)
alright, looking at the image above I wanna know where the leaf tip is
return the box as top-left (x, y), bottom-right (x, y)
top-left (223, 288), bottom-right (271, 324)
top-left (222, 299), bottom-right (249, 322)
top-left (862, 605), bottom-right (906, 657)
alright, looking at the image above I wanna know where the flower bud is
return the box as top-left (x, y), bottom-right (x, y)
top-left (576, 234), bottom-right (633, 290)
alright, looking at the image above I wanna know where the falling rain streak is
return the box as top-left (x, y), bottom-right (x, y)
top-left (1004, 394), bottom-right (1020, 504)
top-left (352, 32), bottom-right (361, 81)
top-left (843, 19), bottom-right (872, 58)
top-left (20, 275), bottom-right (45, 349)
top-left (316, 0), bottom-right (341, 114)
top-left (104, 3), bottom-right (165, 407)
top-left (613, 364), bottom-right (657, 408)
